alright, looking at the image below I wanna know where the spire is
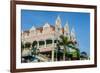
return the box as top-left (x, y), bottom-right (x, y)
top-left (57, 15), bottom-right (61, 21)
top-left (54, 15), bottom-right (62, 36)
top-left (71, 27), bottom-right (76, 42)
top-left (64, 21), bottom-right (70, 34)
top-left (55, 15), bottom-right (61, 27)
top-left (64, 21), bottom-right (70, 40)
top-left (55, 15), bottom-right (62, 33)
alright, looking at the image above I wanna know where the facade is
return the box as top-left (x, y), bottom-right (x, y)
top-left (21, 16), bottom-right (77, 61)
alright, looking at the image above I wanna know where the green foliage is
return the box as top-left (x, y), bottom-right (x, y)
top-left (31, 41), bottom-right (40, 56)
top-left (58, 35), bottom-right (73, 60)
top-left (32, 41), bottom-right (37, 48)
top-left (58, 35), bottom-right (80, 60)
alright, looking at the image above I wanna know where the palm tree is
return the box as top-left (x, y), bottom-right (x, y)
top-left (58, 35), bottom-right (74, 60)
top-left (31, 41), bottom-right (37, 56)
top-left (56, 44), bottom-right (63, 61)
top-left (67, 44), bottom-right (80, 60)
top-left (76, 49), bottom-right (80, 60)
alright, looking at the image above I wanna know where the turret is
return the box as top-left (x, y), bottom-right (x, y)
top-left (64, 21), bottom-right (70, 40)
top-left (55, 16), bottom-right (62, 34)
top-left (70, 27), bottom-right (76, 43)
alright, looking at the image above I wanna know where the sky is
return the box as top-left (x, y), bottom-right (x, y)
top-left (21, 9), bottom-right (90, 56)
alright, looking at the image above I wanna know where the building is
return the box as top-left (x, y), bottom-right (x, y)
top-left (21, 16), bottom-right (78, 61)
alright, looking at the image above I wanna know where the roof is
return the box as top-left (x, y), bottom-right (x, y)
top-left (22, 24), bottom-right (65, 34)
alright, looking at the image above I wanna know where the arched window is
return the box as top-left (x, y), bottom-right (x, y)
top-left (39, 41), bottom-right (45, 46)
top-left (46, 39), bottom-right (52, 44)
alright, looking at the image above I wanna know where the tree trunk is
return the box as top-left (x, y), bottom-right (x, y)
top-left (63, 47), bottom-right (66, 61)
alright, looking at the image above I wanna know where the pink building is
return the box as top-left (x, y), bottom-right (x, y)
top-left (21, 16), bottom-right (77, 61)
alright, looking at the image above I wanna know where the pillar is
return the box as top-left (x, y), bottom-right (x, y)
top-left (51, 39), bottom-right (55, 61)
top-left (44, 40), bottom-right (46, 48)
top-left (37, 41), bottom-right (39, 49)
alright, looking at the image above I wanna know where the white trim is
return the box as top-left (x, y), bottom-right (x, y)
top-left (16, 4), bottom-right (95, 69)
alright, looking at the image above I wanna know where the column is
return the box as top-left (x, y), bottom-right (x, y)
top-left (37, 41), bottom-right (39, 49)
top-left (44, 40), bottom-right (46, 48)
top-left (51, 39), bottom-right (54, 61)
top-left (52, 39), bottom-right (54, 47)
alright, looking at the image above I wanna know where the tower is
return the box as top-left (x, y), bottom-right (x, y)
top-left (55, 16), bottom-right (62, 35)
top-left (70, 27), bottom-right (79, 52)
top-left (70, 27), bottom-right (76, 43)
top-left (64, 21), bottom-right (70, 40)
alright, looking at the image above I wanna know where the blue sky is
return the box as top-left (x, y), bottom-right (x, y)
top-left (21, 9), bottom-right (90, 56)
